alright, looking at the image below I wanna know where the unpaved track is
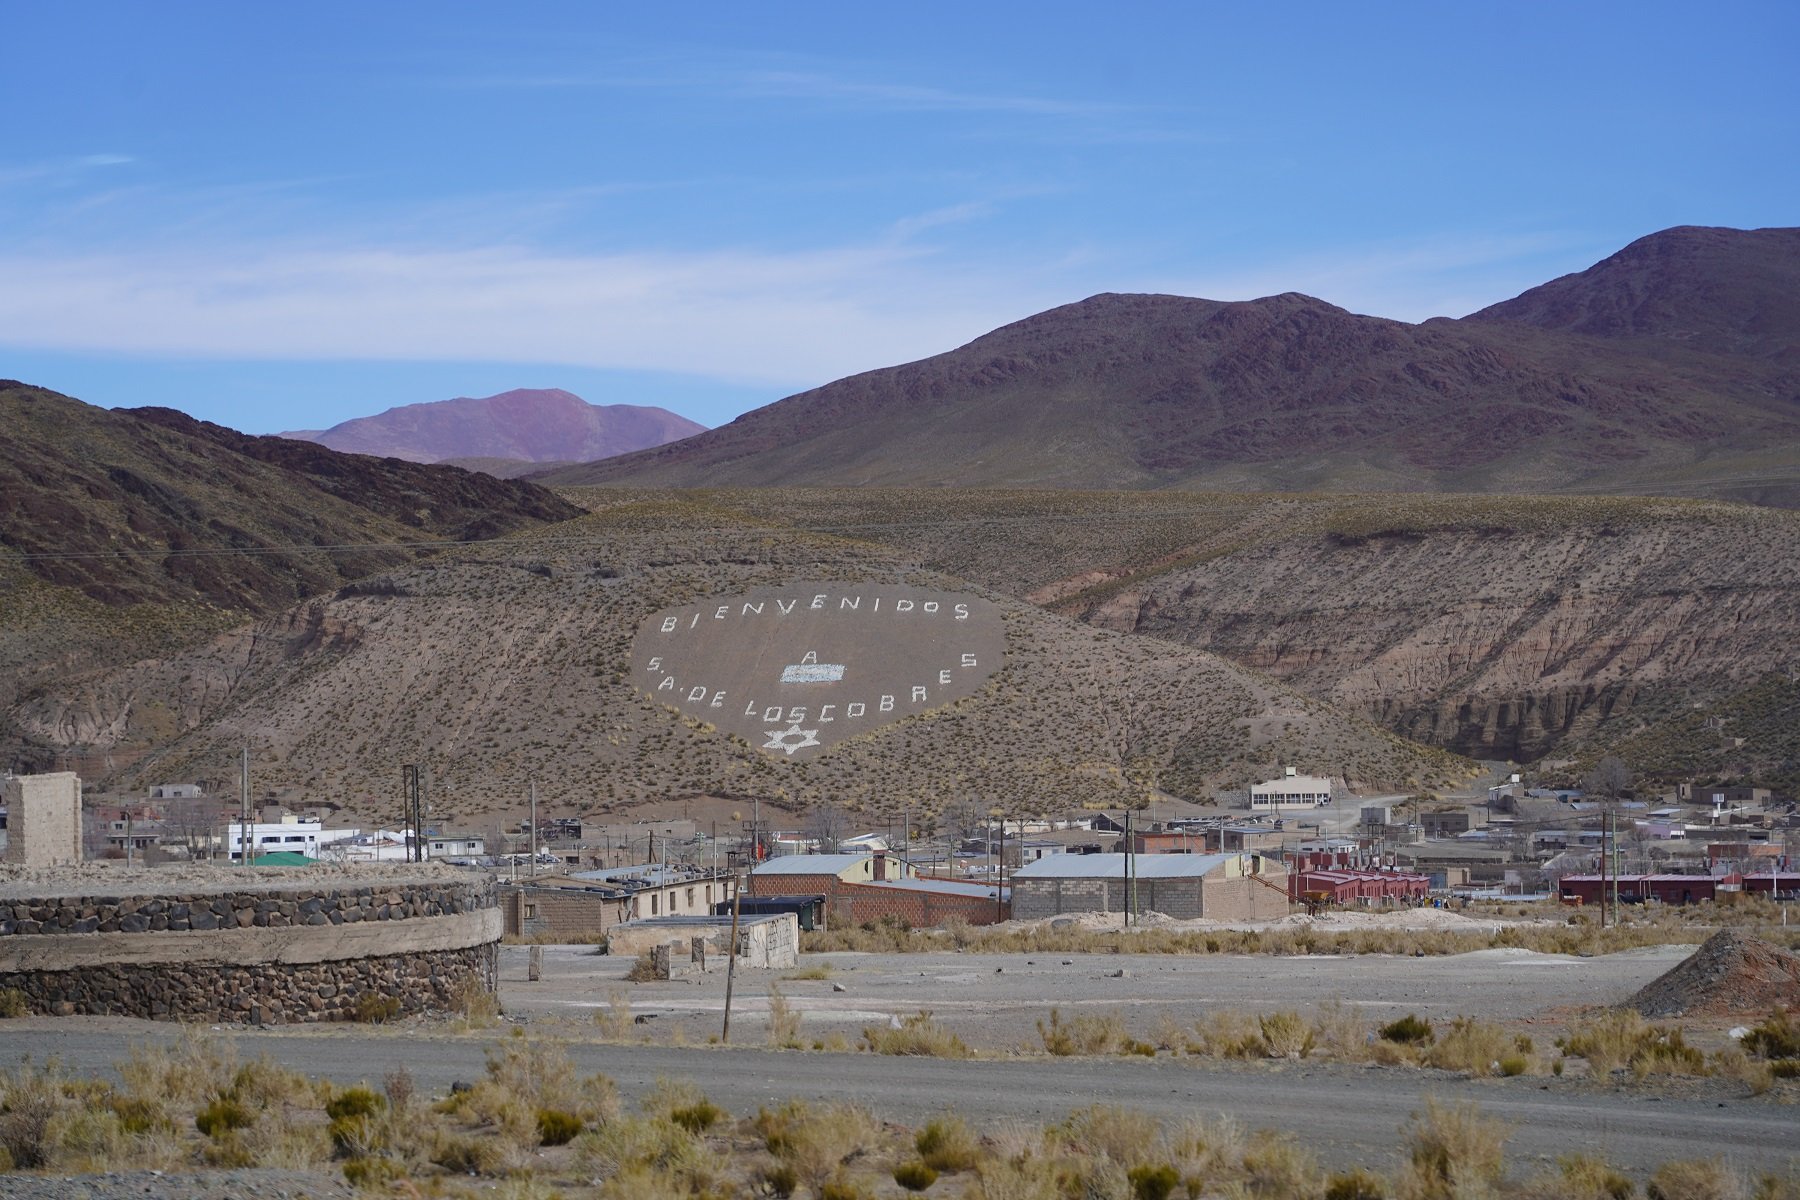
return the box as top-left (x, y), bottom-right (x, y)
top-left (0, 1022), bottom-right (1791, 1179)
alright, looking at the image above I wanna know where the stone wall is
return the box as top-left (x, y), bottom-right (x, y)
top-left (3, 942), bottom-right (497, 1022)
top-left (0, 873), bottom-right (500, 1023)
top-left (0, 879), bottom-right (494, 936)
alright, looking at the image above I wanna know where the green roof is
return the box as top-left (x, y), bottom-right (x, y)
top-left (248, 851), bottom-right (314, 867)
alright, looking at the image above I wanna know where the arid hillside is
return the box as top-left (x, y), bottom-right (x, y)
top-left (546, 227), bottom-right (1800, 506)
top-left (639, 489), bottom-right (1800, 786)
top-left (0, 384), bottom-right (585, 772)
top-left (15, 496), bottom-right (1470, 823)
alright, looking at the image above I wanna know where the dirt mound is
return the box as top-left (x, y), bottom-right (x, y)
top-left (1626, 929), bottom-right (1800, 1018)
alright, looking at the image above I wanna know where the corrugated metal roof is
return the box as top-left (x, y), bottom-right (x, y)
top-left (1011, 853), bottom-right (1237, 879)
top-left (751, 853), bottom-right (871, 875)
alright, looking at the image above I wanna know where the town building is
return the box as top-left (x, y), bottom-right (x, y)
top-left (1248, 769), bottom-right (1335, 811)
top-left (1, 772), bottom-right (82, 866)
top-left (1009, 853), bottom-right (1289, 921)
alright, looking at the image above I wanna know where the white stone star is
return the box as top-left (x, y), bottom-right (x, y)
top-left (762, 724), bottom-right (822, 756)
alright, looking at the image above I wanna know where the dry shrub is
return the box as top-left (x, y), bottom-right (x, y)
top-left (1424, 1017), bottom-right (1512, 1077)
top-left (1241, 1127), bottom-right (1321, 1199)
top-left (1166, 1113), bottom-right (1247, 1180)
top-left (1259, 1011), bottom-right (1315, 1059)
top-left (1058, 1104), bottom-right (1159, 1168)
top-left (862, 1011), bottom-right (972, 1058)
top-left (915, 1113), bottom-right (980, 1173)
top-left (754, 1099), bottom-right (880, 1194)
top-left (0, 989), bottom-right (28, 1018)
top-left (1562, 1010), bottom-right (1651, 1076)
top-left (1312, 999), bottom-right (1372, 1062)
top-left (1515, 1152), bottom-right (1634, 1200)
top-left (1562, 1010), bottom-right (1708, 1080)
top-left (452, 975), bottom-right (501, 1027)
top-left (484, 1036), bottom-right (579, 1112)
top-left (1647, 1158), bottom-right (1744, 1200)
top-left (119, 1027), bottom-right (238, 1109)
top-left (624, 950), bottom-right (662, 982)
top-left (1741, 1009), bottom-right (1800, 1061)
top-left (1381, 1014), bottom-right (1435, 1046)
top-left (1039, 1008), bottom-right (1128, 1056)
top-left (1710, 1045), bottom-right (1774, 1095)
top-left (574, 1112), bottom-right (703, 1178)
top-left (784, 961), bottom-right (835, 981)
top-left (1326, 1166), bottom-right (1392, 1199)
top-left (1396, 1099), bottom-right (1509, 1200)
top-left (974, 1155), bottom-right (1063, 1200)
top-left (594, 986), bottom-right (636, 1041)
top-left (768, 983), bottom-right (804, 1048)
top-left (1191, 1010), bottom-right (1265, 1058)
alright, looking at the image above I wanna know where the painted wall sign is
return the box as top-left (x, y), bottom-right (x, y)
top-left (631, 584), bottom-right (1004, 759)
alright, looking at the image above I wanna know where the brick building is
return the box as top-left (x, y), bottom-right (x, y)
top-left (1009, 853), bottom-right (1289, 921)
top-left (501, 869), bottom-right (735, 938)
top-left (744, 852), bottom-right (1005, 927)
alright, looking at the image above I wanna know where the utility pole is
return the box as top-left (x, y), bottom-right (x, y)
top-left (529, 779), bottom-right (538, 879)
top-left (240, 746), bottom-right (253, 867)
top-left (721, 870), bottom-right (744, 1043)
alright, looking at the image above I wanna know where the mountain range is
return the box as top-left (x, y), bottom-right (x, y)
top-left (5, 224), bottom-right (1798, 815)
top-left (543, 226), bottom-right (1800, 506)
top-left (281, 387), bottom-right (704, 467)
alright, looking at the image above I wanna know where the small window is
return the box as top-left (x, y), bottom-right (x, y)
top-left (523, 904), bottom-right (537, 919)
top-left (651, 894), bottom-right (659, 915)
top-left (686, 887), bottom-right (695, 908)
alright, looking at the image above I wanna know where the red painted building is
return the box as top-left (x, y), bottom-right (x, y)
top-left (1289, 868), bottom-right (1430, 905)
top-left (1557, 874), bottom-right (1732, 905)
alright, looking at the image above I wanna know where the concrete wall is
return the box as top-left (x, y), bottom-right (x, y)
top-left (2, 773), bottom-right (82, 866)
top-left (605, 913), bottom-right (798, 971)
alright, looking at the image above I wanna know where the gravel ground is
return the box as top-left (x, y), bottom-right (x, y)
top-left (498, 940), bottom-right (1704, 1048)
top-left (0, 1167), bottom-right (351, 1200)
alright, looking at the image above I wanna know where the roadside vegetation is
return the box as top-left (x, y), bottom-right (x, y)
top-left (2, 1028), bottom-right (1796, 1197)
top-left (800, 898), bottom-right (1800, 959)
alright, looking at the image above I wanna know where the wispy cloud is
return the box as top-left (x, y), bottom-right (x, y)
top-left (0, 235), bottom-right (1059, 388)
top-left (0, 153), bottom-right (136, 189)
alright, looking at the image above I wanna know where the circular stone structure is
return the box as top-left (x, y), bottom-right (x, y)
top-left (633, 583), bottom-right (1004, 759)
top-left (0, 863), bottom-right (500, 1023)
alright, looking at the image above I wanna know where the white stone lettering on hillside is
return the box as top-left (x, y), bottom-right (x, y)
top-left (631, 584), bottom-right (1004, 760)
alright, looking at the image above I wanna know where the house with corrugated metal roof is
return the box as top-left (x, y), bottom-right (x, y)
top-left (1010, 852), bottom-right (1288, 921)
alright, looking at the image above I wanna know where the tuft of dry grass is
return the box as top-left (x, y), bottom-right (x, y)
top-left (862, 1011), bottom-right (972, 1058)
top-left (767, 983), bottom-right (804, 1049)
top-left (1397, 1099), bottom-right (1509, 1200)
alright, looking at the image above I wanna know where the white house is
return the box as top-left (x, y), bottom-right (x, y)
top-left (1249, 769), bottom-right (1335, 810)
top-left (222, 818), bottom-right (360, 860)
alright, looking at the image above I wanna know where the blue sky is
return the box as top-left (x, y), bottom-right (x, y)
top-left (3, 2), bottom-right (1795, 434)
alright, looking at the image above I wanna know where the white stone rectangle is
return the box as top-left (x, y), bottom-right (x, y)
top-left (780, 664), bottom-right (845, 683)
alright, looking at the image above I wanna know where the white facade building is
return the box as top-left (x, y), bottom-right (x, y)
top-left (1249, 769), bottom-right (1335, 810)
top-left (222, 818), bottom-right (359, 860)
